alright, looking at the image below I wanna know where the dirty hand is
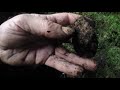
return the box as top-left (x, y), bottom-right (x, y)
top-left (0, 13), bottom-right (96, 77)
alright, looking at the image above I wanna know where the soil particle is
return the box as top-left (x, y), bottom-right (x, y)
top-left (69, 16), bottom-right (98, 58)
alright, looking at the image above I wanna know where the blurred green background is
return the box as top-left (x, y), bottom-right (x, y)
top-left (62, 12), bottom-right (120, 78)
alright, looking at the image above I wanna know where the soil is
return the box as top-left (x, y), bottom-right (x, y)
top-left (69, 16), bottom-right (98, 58)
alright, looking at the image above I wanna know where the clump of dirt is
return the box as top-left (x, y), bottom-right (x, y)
top-left (69, 16), bottom-right (98, 58)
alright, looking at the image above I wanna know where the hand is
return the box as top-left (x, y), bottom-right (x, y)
top-left (0, 13), bottom-right (97, 77)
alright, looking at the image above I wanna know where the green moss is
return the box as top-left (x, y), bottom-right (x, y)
top-left (62, 43), bottom-right (75, 53)
top-left (65, 12), bottom-right (120, 78)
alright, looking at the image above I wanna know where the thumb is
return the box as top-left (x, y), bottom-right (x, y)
top-left (11, 14), bottom-right (75, 40)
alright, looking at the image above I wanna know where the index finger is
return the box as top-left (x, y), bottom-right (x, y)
top-left (30, 13), bottom-right (81, 25)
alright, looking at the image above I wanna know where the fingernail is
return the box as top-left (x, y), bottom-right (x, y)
top-left (62, 27), bottom-right (74, 35)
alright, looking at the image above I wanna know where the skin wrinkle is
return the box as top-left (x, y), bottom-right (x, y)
top-left (12, 14), bottom-right (33, 35)
top-left (0, 20), bottom-right (31, 50)
top-left (0, 44), bottom-right (7, 49)
top-left (55, 47), bottom-right (96, 71)
top-left (13, 20), bottom-right (30, 36)
top-left (44, 21), bottom-right (67, 39)
top-left (30, 14), bottom-right (48, 20)
top-left (5, 49), bottom-right (29, 65)
top-left (30, 19), bottom-right (46, 37)
top-left (32, 49), bottom-right (36, 65)
top-left (51, 13), bottom-right (69, 25)
top-left (57, 51), bottom-right (83, 67)
top-left (0, 13), bottom-right (97, 77)
top-left (47, 20), bottom-right (54, 31)
top-left (0, 49), bottom-right (29, 65)
top-left (30, 14), bottom-right (63, 24)
top-left (1, 18), bottom-right (53, 50)
top-left (35, 45), bottom-right (54, 65)
top-left (15, 14), bottom-right (73, 40)
top-left (1, 50), bottom-right (13, 60)
top-left (9, 28), bottom-right (43, 49)
top-left (46, 15), bottom-right (58, 24)
top-left (3, 50), bottom-right (13, 60)
top-left (26, 49), bottom-right (36, 65)
top-left (30, 13), bottom-right (79, 26)
top-left (63, 13), bottom-right (70, 25)
top-left (1, 33), bottom-right (29, 50)
top-left (34, 48), bottom-right (37, 65)
top-left (35, 48), bottom-right (43, 64)
top-left (10, 49), bottom-right (29, 65)
top-left (23, 17), bottom-right (33, 35)
top-left (22, 49), bottom-right (30, 65)
top-left (45, 55), bottom-right (83, 76)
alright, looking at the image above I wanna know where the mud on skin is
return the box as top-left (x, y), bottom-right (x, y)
top-left (0, 12), bottom-right (97, 78)
top-left (62, 16), bottom-right (98, 78)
